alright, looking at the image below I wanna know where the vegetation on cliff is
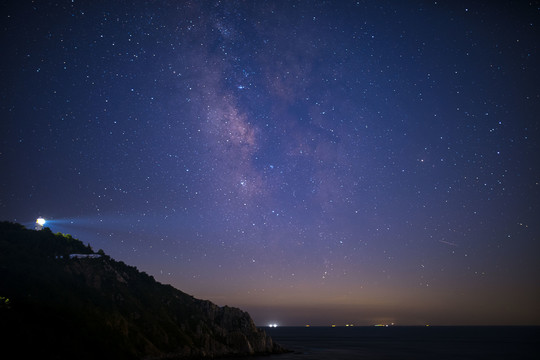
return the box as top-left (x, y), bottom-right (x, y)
top-left (0, 221), bottom-right (283, 359)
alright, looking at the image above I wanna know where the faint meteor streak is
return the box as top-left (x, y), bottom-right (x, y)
top-left (439, 240), bottom-right (458, 247)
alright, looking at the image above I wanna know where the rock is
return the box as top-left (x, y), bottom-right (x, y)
top-left (0, 221), bottom-right (287, 359)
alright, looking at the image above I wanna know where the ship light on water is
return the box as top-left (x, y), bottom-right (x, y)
top-left (268, 323), bottom-right (278, 328)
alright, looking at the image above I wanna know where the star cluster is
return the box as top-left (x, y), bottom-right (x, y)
top-left (1, 1), bottom-right (539, 325)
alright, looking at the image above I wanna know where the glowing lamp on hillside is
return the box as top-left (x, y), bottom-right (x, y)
top-left (35, 217), bottom-right (46, 230)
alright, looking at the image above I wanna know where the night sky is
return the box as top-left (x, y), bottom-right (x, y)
top-left (2, 1), bottom-right (539, 326)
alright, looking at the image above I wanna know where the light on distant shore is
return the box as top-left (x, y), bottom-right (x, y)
top-left (268, 323), bottom-right (278, 328)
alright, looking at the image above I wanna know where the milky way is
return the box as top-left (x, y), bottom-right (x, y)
top-left (1, 1), bottom-right (539, 325)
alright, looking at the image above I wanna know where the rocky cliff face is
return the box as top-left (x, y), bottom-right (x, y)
top-left (63, 256), bottom-right (283, 359)
top-left (0, 222), bottom-right (285, 359)
top-left (197, 302), bottom-right (279, 356)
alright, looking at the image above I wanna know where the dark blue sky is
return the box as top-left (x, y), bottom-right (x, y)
top-left (1, 1), bottom-right (539, 326)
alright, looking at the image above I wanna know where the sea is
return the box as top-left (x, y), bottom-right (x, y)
top-left (242, 326), bottom-right (539, 360)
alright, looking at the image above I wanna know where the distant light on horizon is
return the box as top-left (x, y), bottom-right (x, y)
top-left (268, 323), bottom-right (278, 328)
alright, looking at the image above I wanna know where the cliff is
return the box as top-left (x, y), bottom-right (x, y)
top-left (0, 221), bottom-right (284, 359)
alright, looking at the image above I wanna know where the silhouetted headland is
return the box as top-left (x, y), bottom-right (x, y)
top-left (0, 221), bottom-right (286, 359)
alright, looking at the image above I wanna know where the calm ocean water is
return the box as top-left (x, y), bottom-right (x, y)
top-left (245, 326), bottom-right (539, 360)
